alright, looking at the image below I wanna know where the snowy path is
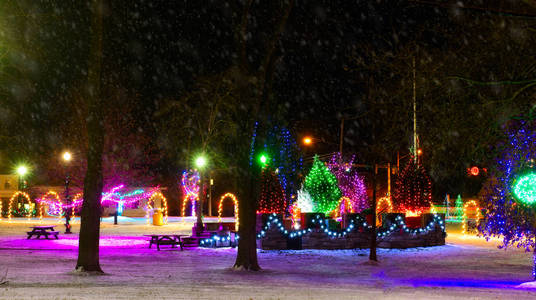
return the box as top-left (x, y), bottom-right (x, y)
top-left (0, 219), bottom-right (536, 299)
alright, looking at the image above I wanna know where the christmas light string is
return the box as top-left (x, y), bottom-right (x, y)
top-left (256, 212), bottom-right (444, 240)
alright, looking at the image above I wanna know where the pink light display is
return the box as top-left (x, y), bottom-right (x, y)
top-left (181, 170), bottom-right (199, 217)
top-left (328, 153), bottom-right (368, 212)
top-left (35, 184), bottom-right (160, 212)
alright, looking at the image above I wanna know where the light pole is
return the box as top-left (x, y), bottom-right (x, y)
top-left (62, 151), bottom-right (73, 234)
top-left (16, 165), bottom-right (28, 217)
top-left (194, 155), bottom-right (207, 236)
top-left (16, 165), bottom-right (28, 191)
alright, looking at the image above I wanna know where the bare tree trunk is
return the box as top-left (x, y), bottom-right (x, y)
top-left (234, 168), bottom-right (261, 270)
top-left (76, 0), bottom-right (104, 273)
top-left (369, 164), bottom-right (378, 261)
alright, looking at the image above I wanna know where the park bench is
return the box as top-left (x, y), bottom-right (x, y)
top-left (145, 234), bottom-right (184, 251)
top-left (27, 226), bottom-right (59, 239)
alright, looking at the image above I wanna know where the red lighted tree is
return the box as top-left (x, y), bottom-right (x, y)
top-left (257, 167), bottom-right (286, 214)
top-left (393, 157), bottom-right (432, 212)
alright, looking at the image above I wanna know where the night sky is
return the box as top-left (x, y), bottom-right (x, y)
top-left (1, 0), bottom-right (536, 199)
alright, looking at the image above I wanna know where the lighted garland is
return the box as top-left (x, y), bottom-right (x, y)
top-left (256, 212), bottom-right (444, 240)
top-left (257, 167), bottom-right (287, 214)
top-left (200, 213), bottom-right (445, 248)
top-left (303, 155), bottom-right (342, 214)
top-left (462, 200), bottom-right (481, 235)
top-left (393, 155), bottom-right (432, 214)
top-left (217, 193), bottom-right (239, 231)
top-left (328, 153), bottom-right (368, 212)
top-left (8, 191), bottom-right (33, 221)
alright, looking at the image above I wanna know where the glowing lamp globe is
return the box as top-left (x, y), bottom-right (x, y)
top-left (16, 165), bottom-right (28, 176)
top-left (513, 173), bottom-right (536, 205)
top-left (62, 151), bottom-right (72, 162)
top-left (303, 137), bottom-right (312, 146)
top-left (195, 156), bottom-right (207, 169)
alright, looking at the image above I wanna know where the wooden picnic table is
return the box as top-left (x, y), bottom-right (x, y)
top-left (27, 225), bottom-right (59, 239)
top-left (144, 234), bottom-right (185, 251)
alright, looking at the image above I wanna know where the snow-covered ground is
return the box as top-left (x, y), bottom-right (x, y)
top-left (0, 217), bottom-right (536, 299)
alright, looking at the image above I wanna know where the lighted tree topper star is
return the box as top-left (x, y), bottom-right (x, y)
top-left (513, 173), bottom-right (536, 205)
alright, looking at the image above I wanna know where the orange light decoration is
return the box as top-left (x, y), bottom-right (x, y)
top-left (303, 136), bottom-right (313, 146)
top-left (8, 191), bottom-right (33, 221)
top-left (417, 148), bottom-right (423, 156)
top-left (217, 193), bottom-right (239, 231)
top-left (290, 202), bottom-right (301, 229)
top-left (430, 203), bottom-right (437, 214)
top-left (468, 166), bottom-right (480, 176)
top-left (333, 196), bottom-right (354, 218)
top-left (376, 196), bottom-right (393, 214)
top-left (405, 209), bottom-right (423, 217)
top-left (146, 191), bottom-right (168, 225)
top-left (462, 200), bottom-right (481, 235)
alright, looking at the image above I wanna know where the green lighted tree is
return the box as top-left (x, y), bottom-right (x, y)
top-left (455, 194), bottom-right (463, 220)
top-left (303, 155), bottom-right (342, 214)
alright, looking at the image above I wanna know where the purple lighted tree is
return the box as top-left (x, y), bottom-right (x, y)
top-left (329, 153), bottom-right (368, 212)
top-left (479, 120), bottom-right (536, 279)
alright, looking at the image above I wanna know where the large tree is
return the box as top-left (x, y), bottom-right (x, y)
top-left (76, 0), bottom-right (105, 273)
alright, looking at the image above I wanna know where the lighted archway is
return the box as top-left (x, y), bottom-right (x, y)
top-left (333, 196), bottom-right (354, 218)
top-left (462, 200), bottom-right (481, 235)
top-left (376, 196), bottom-right (393, 214)
top-left (146, 191), bottom-right (168, 225)
top-left (38, 191), bottom-right (64, 222)
top-left (8, 191), bottom-right (33, 221)
top-left (181, 194), bottom-right (197, 217)
top-left (217, 193), bottom-right (239, 230)
top-left (69, 193), bottom-right (83, 224)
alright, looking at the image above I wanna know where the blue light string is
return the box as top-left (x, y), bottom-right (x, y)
top-left (256, 212), bottom-right (445, 240)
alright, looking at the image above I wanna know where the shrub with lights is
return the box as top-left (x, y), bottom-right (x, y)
top-left (328, 152), bottom-right (368, 212)
top-left (393, 156), bottom-right (431, 213)
top-left (303, 155), bottom-right (342, 214)
top-left (257, 167), bottom-right (287, 214)
top-left (479, 120), bottom-right (536, 279)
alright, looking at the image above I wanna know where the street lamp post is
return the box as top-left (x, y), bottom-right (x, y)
top-left (16, 165), bottom-right (28, 217)
top-left (62, 151), bottom-right (73, 234)
top-left (16, 165), bottom-right (28, 191)
top-left (194, 155), bottom-right (207, 236)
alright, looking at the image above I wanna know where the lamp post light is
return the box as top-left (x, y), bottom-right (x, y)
top-left (16, 165), bottom-right (28, 191)
top-left (15, 165), bottom-right (28, 217)
top-left (194, 154), bottom-right (207, 236)
top-left (62, 151), bottom-right (73, 234)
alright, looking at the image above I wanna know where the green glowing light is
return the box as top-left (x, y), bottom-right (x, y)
top-left (513, 173), bottom-right (536, 205)
top-left (258, 154), bottom-right (268, 165)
